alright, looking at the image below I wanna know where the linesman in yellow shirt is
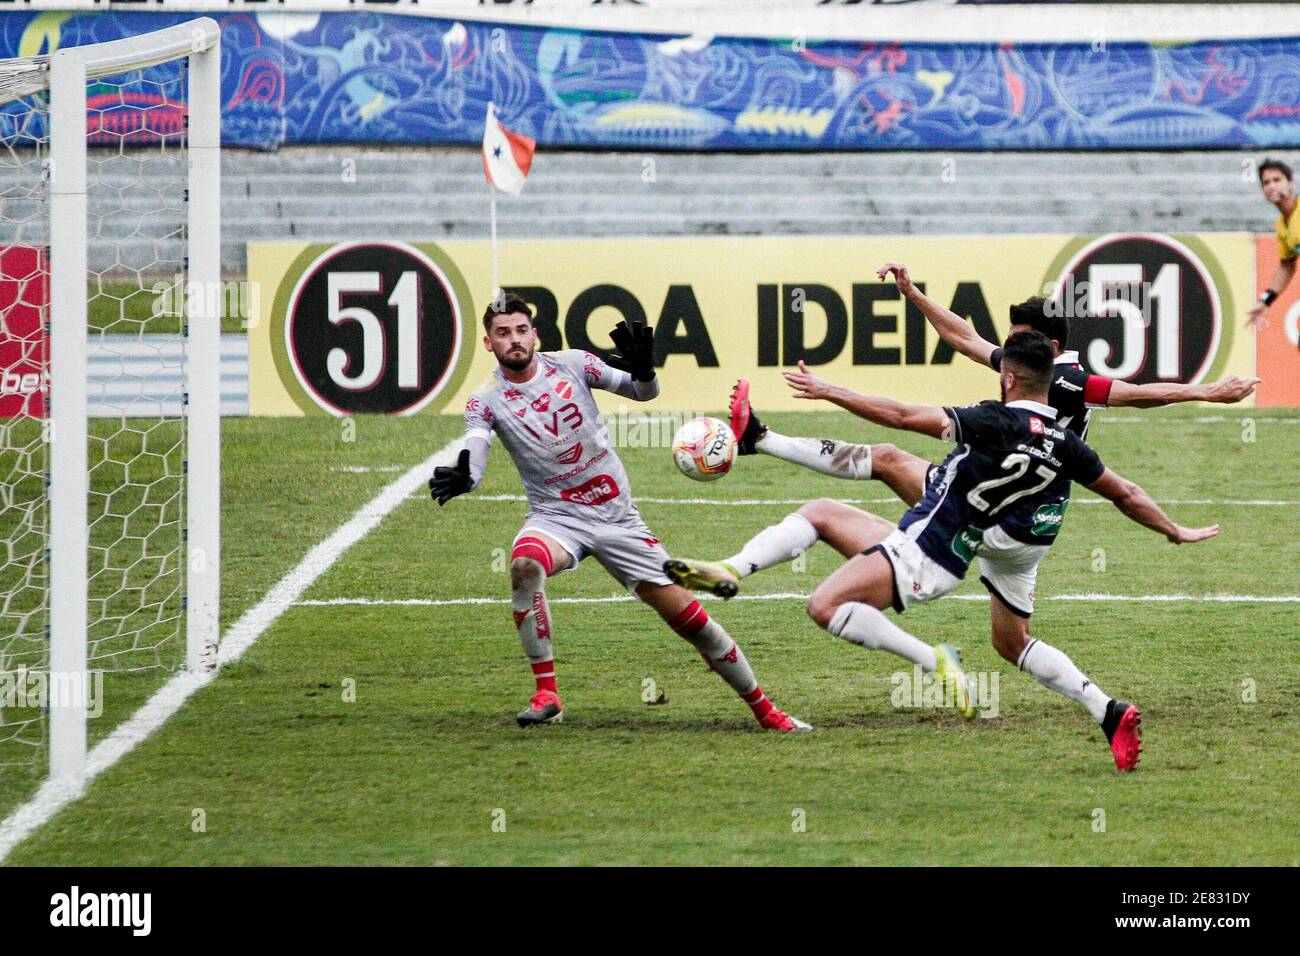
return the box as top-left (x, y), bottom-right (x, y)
top-left (1248, 158), bottom-right (1299, 328)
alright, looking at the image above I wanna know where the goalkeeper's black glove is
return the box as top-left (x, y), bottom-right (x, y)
top-left (606, 319), bottom-right (656, 382)
top-left (429, 449), bottom-right (472, 506)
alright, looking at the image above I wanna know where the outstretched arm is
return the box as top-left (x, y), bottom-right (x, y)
top-left (878, 261), bottom-right (998, 369)
top-left (784, 361), bottom-right (949, 439)
top-left (430, 439), bottom-right (489, 505)
top-left (1106, 375), bottom-right (1260, 408)
top-left (1246, 257), bottom-right (1296, 327)
top-left (588, 320), bottom-right (660, 402)
top-left (1086, 467), bottom-right (1218, 544)
top-left (433, 401), bottom-right (493, 505)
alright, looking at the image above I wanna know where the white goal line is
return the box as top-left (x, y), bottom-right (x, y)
top-left (296, 593), bottom-right (1300, 608)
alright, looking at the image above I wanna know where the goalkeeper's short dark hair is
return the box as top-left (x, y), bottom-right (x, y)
top-left (1000, 330), bottom-right (1055, 396)
top-left (483, 291), bottom-right (534, 332)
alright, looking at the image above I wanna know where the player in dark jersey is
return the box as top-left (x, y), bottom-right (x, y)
top-left (881, 261), bottom-right (1259, 441)
top-left (711, 264), bottom-right (1257, 507)
top-left (667, 332), bottom-right (1219, 771)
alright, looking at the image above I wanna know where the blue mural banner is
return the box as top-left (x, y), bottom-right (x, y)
top-left (2, 11), bottom-right (1299, 151)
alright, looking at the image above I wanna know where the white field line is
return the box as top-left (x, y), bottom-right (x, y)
top-left (409, 492), bottom-right (1300, 507)
top-left (329, 465), bottom-right (407, 474)
top-left (0, 440), bottom-right (460, 865)
top-left (297, 592), bottom-right (1300, 608)
top-left (1096, 416), bottom-right (1300, 425)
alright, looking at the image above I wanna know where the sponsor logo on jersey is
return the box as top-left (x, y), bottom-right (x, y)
top-left (559, 474), bottom-right (621, 507)
top-left (531, 393), bottom-right (551, 412)
top-left (544, 365), bottom-right (557, 377)
top-left (555, 442), bottom-right (584, 465)
top-left (951, 526), bottom-right (984, 564)
top-left (1056, 377), bottom-right (1083, 392)
top-left (503, 388), bottom-right (524, 401)
top-left (555, 379), bottom-right (573, 400)
top-left (515, 407), bottom-right (527, 418)
top-left (1029, 416), bottom-right (1044, 435)
top-left (544, 448), bottom-right (611, 485)
top-left (642, 537), bottom-right (660, 548)
top-left (1031, 500), bottom-right (1069, 536)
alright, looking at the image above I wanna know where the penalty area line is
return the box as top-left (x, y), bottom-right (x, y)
top-left (0, 439), bottom-right (463, 865)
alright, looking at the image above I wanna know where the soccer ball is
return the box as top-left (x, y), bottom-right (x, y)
top-left (671, 416), bottom-right (736, 481)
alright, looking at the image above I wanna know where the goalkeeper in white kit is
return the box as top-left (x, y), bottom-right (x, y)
top-left (429, 293), bottom-right (810, 732)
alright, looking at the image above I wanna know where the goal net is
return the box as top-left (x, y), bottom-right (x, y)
top-left (0, 19), bottom-right (220, 801)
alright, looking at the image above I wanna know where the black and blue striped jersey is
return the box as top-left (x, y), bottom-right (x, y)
top-left (901, 399), bottom-right (1106, 578)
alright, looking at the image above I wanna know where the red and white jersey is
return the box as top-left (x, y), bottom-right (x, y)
top-left (465, 350), bottom-right (639, 522)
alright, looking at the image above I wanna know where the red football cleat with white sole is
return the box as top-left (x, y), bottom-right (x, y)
top-left (759, 708), bottom-right (812, 733)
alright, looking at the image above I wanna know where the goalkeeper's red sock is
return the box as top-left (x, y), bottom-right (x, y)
top-left (531, 660), bottom-right (557, 695)
top-left (669, 600), bottom-right (771, 718)
top-left (741, 686), bottom-right (775, 721)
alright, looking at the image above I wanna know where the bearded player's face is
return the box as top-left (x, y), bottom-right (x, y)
top-left (485, 313), bottom-right (538, 371)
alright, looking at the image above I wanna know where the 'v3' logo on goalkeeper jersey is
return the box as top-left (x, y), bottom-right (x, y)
top-left (465, 349), bottom-right (643, 523)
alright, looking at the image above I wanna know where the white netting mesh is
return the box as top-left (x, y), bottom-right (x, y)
top-left (0, 58), bottom-right (189, 779)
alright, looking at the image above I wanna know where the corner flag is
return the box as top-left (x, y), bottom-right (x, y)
top-left (482, 102), bottom-right (535, 196)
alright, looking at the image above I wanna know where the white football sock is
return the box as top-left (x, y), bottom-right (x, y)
top-left (510, 558), bottom-right (552, 664)
top-left (724, 512), bottom-right (819, 578)
top-left (693, 618), bottom-right (759, 697)
top-left (756, 430), bottom-right (873, 480)
top-left (1017, 638), bottom-right (1110, 723)
top-left (827, 602), bottom-right (938, 671)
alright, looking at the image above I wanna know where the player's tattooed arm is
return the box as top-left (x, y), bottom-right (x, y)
top-left (1106, 376), bottom-right (1261, 408)
top-left (1086, 467), bottom-right (1219, 544)
top-left (877, 262), bottom-right (997, 369)
top-left (783, 360), bottom-right (949, 439)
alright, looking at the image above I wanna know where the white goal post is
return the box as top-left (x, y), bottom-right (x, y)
top-left (3, 19), bottom-right (222, 787)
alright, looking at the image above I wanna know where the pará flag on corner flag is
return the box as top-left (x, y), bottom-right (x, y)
top-left (482, 102), bottom-right (535, 195)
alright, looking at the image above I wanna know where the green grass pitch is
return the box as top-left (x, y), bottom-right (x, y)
top-left (3, 406), bottom-right (1298, 865)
